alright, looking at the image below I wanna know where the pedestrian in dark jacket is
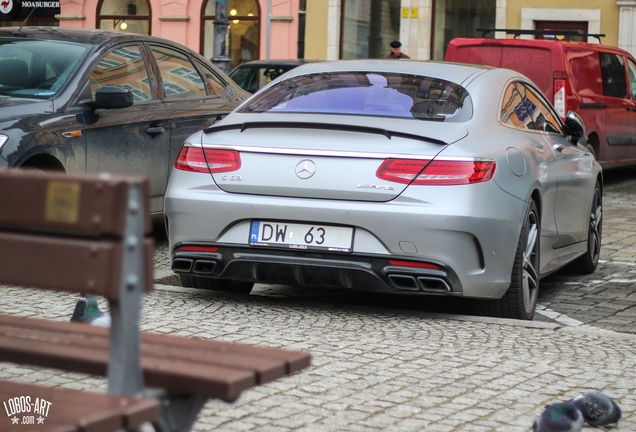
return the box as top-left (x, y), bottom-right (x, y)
top-left (385, 41), bottom-right (410, 59)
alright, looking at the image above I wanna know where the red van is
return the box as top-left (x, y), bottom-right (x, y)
top-left (445, 31), bottom-right (636, 168)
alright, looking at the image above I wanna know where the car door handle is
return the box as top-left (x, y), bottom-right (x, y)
top-left (552, 144), bottom-right (564, 153)
top-left (146, 126), bottom-right (165, 135)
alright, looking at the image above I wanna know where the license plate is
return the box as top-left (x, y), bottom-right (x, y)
top-left (249, 221), bottom-right (353, 253)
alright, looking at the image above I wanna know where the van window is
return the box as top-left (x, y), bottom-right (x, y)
top-left (567, 50), bottom-right (603, 96)
top-left (502, 47), bottom-right (552, 96)
top-left (599, 52), bottom-right (627, 98)
top-left (628, 59), bottom-right (636, 100)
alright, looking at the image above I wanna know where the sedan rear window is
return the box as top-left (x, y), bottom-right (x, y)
top-left (238, 72), bottom-right (472, 122)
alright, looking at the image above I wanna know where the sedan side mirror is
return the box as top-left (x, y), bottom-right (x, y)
top-left (79, 85), bottom-right (134, 110)
top-left (564, 111), bottom-right (585, 145)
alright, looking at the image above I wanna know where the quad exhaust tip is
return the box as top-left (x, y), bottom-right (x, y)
top-left (388, 274), bottom-right (451, 293)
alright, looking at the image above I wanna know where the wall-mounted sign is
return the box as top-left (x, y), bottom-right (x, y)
top-left (0, 0), bottom-right (60, 20)
top-left (0, 0), bottom-right (19, 20)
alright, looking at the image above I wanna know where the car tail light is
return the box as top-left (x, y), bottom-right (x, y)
top-left (376, 159), bottom-right (431, 184)
top-left (174, 146), bottom-right (241, 174)
top-left (554, 79), bottom-right (566, 121)
top-left (377, 158), bottom-right (495, 186)
top-left (178, 246), bottom-right (219, 252)
top-left (388, 260), bottom-right (440, 270)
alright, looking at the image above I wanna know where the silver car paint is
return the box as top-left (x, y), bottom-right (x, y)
top-left (165, 60), bottom-right (601, 299)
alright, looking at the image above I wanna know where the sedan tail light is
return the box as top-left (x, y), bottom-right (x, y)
top-left (174, 146), bottom-right (241, 174)
top-left (554, 78), bottom-right (566, 121)
top-left (377, 158), bottom-right (495, 186)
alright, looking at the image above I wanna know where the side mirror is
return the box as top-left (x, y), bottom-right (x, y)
top-left (564, 111), bottom-right (585, 145)
top-left (79, 85), bottom-right (134, 110)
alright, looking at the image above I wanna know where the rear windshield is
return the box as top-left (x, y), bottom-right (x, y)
top-left (0, 38), bottom-right (89, 99)
top-left (238, 72), bottom-right (473, 122)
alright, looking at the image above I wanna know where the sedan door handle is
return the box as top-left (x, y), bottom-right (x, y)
top-left (552, 144), bottom-right (564, 153)
top-left (146, 126), bottom-right (165, 135)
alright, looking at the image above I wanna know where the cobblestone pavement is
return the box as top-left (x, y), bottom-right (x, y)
top-left (1, 169), bottom-right (635, 431)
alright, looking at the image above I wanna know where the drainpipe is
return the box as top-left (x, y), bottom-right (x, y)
top-left (298, 0), bottom-right (306, 58)
top-left (212, 0), bottom-right (231, 73)
top-left (266, 0), bottom-right (271, 59)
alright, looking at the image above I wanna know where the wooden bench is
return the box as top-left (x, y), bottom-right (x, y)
top-left (0, 169), bottom-right (311, 432)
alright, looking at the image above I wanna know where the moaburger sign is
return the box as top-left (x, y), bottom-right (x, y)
top-left (0, 0), bottom-right (60, 20)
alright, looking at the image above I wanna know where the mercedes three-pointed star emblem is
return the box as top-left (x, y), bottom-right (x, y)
top-left (295, 159), bottom-right (316, 179)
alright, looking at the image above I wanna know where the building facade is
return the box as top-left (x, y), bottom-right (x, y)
top-left (305, 0), bottom-right (636, 61)
top-left (1, 0), bottom-right (303, 71)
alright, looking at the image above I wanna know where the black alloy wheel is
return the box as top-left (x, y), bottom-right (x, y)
top-left (474, 200), bottom-right (540, 320)
top-left (569, 180), bottom-right (602, 274)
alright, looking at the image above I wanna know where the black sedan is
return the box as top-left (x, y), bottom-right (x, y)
top-left (0, 27), bottom-right (250, 214)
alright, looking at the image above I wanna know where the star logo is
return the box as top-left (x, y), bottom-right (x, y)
top-left (295, 159), bottom-right (316, 179)
top-left (37, 416), bottom-right (45, 424)
top-left (11, 416), bottom-right (18, 424)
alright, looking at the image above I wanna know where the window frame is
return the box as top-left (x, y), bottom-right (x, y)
top-left (499, 80), bottom-right (564, 135)
top-left (147, 43), bottom-right (209, 100)
top-left (86, 43), bottom-right (157, 104)
top-left (96, 0), bottom-right (152, 35)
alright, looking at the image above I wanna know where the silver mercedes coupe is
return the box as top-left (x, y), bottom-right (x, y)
top-left (164, 60), bottom-right (602, 320)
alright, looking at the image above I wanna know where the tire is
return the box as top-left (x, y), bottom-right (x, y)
top-left (473, 200), bottom-right (540, 320)
top-left (180, 275), bottom-right (254, 294)
top-left (19, 166), bottom-right (45, 172)
top-left (568, 181), bottom-right (602, 274)
top-left (585, 143), bottom-right (597, 160)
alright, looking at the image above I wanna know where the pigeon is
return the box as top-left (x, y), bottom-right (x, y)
top-left (533, 402), bottom-right (584, 432)
top-left (571, 392), bottom-right (621, 429)
top-left (70, 295), bottom-right (111, 327)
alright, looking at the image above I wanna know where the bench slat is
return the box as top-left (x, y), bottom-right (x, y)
top-left (0, 234), bottom-right (154, 298)
top-left (0, 325), bottom-right (287, 384)
top-left (0, 314), bottom-right (311, 385)
top-left (0, 380), bottom-right (160, 431)
top-left (0, 333), bottom-right (257, 400)
top-left (0, 170), bottom-right (151, 237)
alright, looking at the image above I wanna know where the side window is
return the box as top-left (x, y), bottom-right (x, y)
top-left (194, 59), bottom-right (226, 96)
top-left (89, 45), bottom-right (152, 103)
top-left (519, 83), bottom-right (563, 135)
top-left (500, 83), bottom-right (536, 130)
top-left (628, 59), bottom-right (636, 100)
top-left (149, 45), bottom-right (207, 99)
top-left (599, 52), bottom-right (627, 99)
top-left (566, 50), bottom-right (603, 96)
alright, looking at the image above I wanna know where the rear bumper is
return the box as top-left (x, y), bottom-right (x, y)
top-left (165, 169), bottom-right (527, 299)
top-left (171, 245), bottom-right (462, 295)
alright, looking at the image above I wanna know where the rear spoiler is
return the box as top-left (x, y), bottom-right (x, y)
top-left (204, 121), bottom-right (447, 146)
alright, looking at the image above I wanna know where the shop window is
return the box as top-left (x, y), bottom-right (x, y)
top-left (341, 0), bottom-right (400, 59)
top-left (202, 0), bottom-right (260, 71)
top-left (432, 0), bottom-right (496, 60)
top-left (98, 0), bottom-right (151, 35)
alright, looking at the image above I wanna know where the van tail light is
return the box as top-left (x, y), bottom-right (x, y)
top-left (174, 146), bottom-right (241, 174)
top-left (554, 79), bottom-right (566, 121)
top-left (377, 158), bottom-right (496, 186)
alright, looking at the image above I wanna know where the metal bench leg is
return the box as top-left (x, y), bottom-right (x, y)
top-left (108, 181), bottom-right (146, 396)
top-left (151, 393), bottom-right (208, 432)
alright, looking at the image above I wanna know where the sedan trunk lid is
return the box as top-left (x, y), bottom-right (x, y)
top-left (199, 114), bottom-right (468, 202)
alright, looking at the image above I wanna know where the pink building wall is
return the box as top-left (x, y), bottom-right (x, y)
top-left (59, 0), bottom-right (299, 60)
